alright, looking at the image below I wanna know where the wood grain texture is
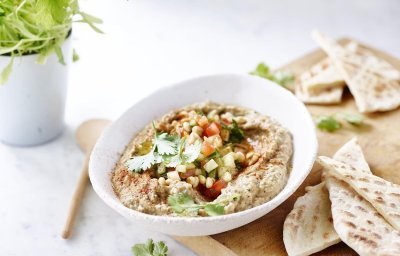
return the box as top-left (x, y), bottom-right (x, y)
top-left (209, 38), bottom-right (400, 256)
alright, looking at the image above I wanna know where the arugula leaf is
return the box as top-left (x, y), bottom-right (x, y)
top-left (341, 113), bottom-right (364, 126)
top-left (204, 203), bottom-right (225, 216)
top-left (316, 116), bottom-right (341, 132)
top-left (250, 63), bottom-right (294, 87)
top-left (131, 239), bottom-right (168, 256)
top-left (167, 193), bottom-right (200, 214)
top-left (229, 120), bottom-right (245, 143)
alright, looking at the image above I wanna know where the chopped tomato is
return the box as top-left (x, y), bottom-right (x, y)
top-left (180, 169), bottom-right (195, 179)
top-left (203, 179), bottom-right (228, 199)
top-left (201, 141), bottom-right (215, 157)
top-left (198, 116), bottom-right (209, 128)
top-left (205, 122), bottom-right (220, 137)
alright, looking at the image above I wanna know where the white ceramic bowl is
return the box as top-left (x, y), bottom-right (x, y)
top-left (89, 74), bottom-right (318, 236)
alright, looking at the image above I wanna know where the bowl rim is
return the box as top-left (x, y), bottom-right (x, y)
top-left (89, 73), bottom-right (318, 224)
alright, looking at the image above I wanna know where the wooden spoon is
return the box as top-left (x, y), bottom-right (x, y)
top-left (61, 119), bottom-right (111, 239)
top-left (60, 119), bottom-right (237, 255)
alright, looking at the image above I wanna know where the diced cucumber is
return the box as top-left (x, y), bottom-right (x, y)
top-left (204, 159), bottom-right (218, 173)
top-left (223, 152), bottom-right (236, 168)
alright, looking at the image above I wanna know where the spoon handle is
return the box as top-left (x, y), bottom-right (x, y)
top-left (173, 236), bottom-right (238, 256)
top-left (61, 152), bottom-right (90, 239)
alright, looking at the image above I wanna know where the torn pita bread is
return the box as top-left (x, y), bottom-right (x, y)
top-left (299, 58), bottom-right (345, 93)
top-left (324, 139), bottom-right (400, 256)
top-left (295, 58), bottom-right (345, 104)
top-left (283, 138), bottom-right (365, 256)
top-left (319, 156), bottom-right (400, 232)
top-left (283, 182), bottom-right (339, 256)
top-left (295, 82), bottom-right (344, 104)
top-left (312, 31), bottom-right (400, 113)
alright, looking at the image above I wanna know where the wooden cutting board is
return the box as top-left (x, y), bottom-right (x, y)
top-left (205, 38), bottom-right (400, 256)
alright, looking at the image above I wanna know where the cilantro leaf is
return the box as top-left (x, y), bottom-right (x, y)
top-left (341, 113), bottom-right (364, 126)
top-left (316, 116), bottom-right (341, 132)
top-left (131, 239), bottom-right (168, 256)
top-left (182, 140), bottom-right (202, 163)
top-left (167, 193), bottom-right (200, 214)
top-left (229, 120), bottom-right (245, 143)
top-left (153, 241), bottom-right (168, 256)
top-left (204, 203), bottom-right (225, 216)
top-left (250, 63), bottom-right (294, 87)
top-left (154, 133), bottom-right (179, 155)
top-left (126, 153), bottom-right (157, 173)
top-left (168, 193), bottom-right (227, 216)
top-left (164, 154), bottom-right (181, 168)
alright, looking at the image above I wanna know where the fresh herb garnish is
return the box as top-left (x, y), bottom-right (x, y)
top-left (126, 129), bottom-right (201, 173)
top-left (228, 120), bottom-right (245, 143)
top-left (316, 113), bottom-right (364, 132)
top-left (316, 115), bottom-right (342, 132)
top-left (131, 239), bottom-right (168, 256)
top-left (250, 63), bottom-right (294, 88)
top-left (340, 113), bottom-right (364, 126)
top-left (167, 193), bottom-right (232, 216)
top-left (167, 193), bottom-right (200, 215)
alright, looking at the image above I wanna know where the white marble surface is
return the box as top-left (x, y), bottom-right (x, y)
top-left (1, 0), bottom-right (399, 255)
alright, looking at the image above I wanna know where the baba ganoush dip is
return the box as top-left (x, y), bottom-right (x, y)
top-left (112, 102), bottom-right (293, 217)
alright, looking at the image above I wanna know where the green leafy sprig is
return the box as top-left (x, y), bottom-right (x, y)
top-left (125, 128), bottom-right (201, 173)
top-left (167, 193), bottom-right (239, 216)
top-left (316, 113), bottom-right (364, 132)
top-left (131, 239), bottom-right (168, 256)
top-left (0, 0), bottom-right (102, 84)
top-left (250, 63), bottom-right (294, 88)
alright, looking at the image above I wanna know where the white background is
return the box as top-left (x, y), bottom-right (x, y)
top-left (1, 0), bottom-right (399, 255)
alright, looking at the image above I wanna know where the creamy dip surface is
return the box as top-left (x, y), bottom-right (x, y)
top-left (112, 102), bottom-right (293, 217)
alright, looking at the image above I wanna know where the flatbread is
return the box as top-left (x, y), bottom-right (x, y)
top-left (283, 138), bottom-right (365, 256)
top-left (312, 31), bottom-right (400, 113)
top-left (283, 182), bottom-right (339, 256)
top-left (324, 139), bottom-right (400, 256)
top-left (299, 58), bottom-right (345, 92)
top-left (319, 156), bottom-right (400, 232)
top-left (295, 83), bottom-right (344, 104)
top-left (295, 58), bottom-right (345, 104)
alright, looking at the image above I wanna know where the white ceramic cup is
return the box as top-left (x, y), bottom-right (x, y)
top-left (0, 35), bottom-right (71, 146)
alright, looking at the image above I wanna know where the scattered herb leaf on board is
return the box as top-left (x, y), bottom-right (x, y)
top-left (131, 239), bottom-right (168, 256)
top-left (250, 63), bottom-right (294, 88)
top-left (315, 113), bottom-right (364, 132)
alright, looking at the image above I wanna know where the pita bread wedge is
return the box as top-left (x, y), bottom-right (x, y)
top-left (295, 58), bottom-right (345, 104)
top-left (295, 81), bottom-right (344, 104)
top-left (300, 58), bottom-right (345, 93)
top-left (324, 139), bottom-right (400, 256)
top-left (283, 139), bottom-right (366, 256)
top-left (283, 182), bottom-right (339, 256)
top-left (319, 156), bottom-right (400, 232)
top-left (312, 31), bottom-right (400, 113)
